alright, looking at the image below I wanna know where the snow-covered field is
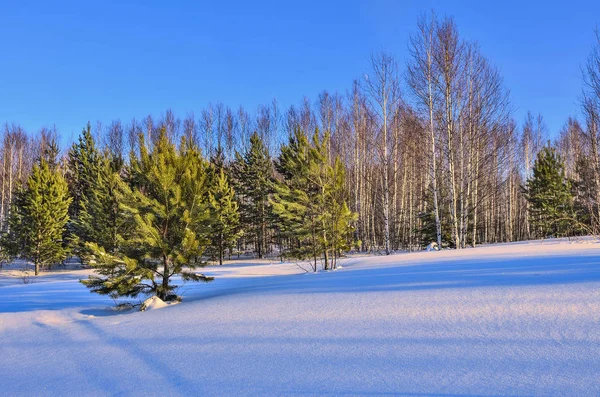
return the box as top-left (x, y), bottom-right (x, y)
top-left (1, 239), bottom-right (599, 396)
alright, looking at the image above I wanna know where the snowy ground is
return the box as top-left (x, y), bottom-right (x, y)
top-left (1, 239), bottom-right (599, 396)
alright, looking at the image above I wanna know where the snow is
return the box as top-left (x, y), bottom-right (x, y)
top-left (140, 295), bottom-right (169, 311)
top-left (1, 239), bottom-right (599, 396)
top-left (426, 241), bottom-right (439, 251)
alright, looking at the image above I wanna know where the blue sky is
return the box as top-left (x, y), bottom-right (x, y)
top-left (1, 0), bottom-right (599, 145)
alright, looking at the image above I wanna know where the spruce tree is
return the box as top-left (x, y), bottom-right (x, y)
top-left (207, 168), bottom-right (241, 265)
top-left (232, 132), bottom-right (274, 258)
top-left (272, 128), bottom-right (316, 267)
top-left (66, 123), bottom-right (102, 251)
top-left (81, 130), bottom-right (214, 300)
top-left (77, 154), bottom-right (129, 254)
top-left (525, 146), bottom-right (575, 238)
top-left (573, 157), bottom-right (598, 232)
top-left (4, 159), bottom-right (71, 275)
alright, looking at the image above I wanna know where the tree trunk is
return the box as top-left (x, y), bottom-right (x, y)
top-left (160, 255), bottom-right (169, 300)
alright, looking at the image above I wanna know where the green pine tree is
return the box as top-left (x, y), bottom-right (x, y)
top-left (208, 168), bottom-right (241, 265)
top-left (81, 130), bottom-right (214, 300)
top-left (3, 159), bottom-right (71, 275)
top-left (272, 128), bottom-right (356, 271)
top-left (77, 154), bottom-right (130, 254)
top-left (573, 156), bottom-right (598, 232)
top-left (326, 157), bottom-right (357, 268)
top-left (66, 123), bottom-right (103, 251)
top-left (41, 136), bottom-right (61, 170)
top-left (525, 146), bottom-right (575, 238)
top-left (231, 132), bottom-right (274, 258)
top-left (272, 128), bottom-right (317, 268)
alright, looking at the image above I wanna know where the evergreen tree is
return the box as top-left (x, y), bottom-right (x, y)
top-left (232, 132), bottom-right (274, 258)
top-left (525, 146), bottom-right (575, 238)
top-left (81, 130), bottom-right (213, 300)
top-left (573, 157), bottom-right (598, 232)
top-left (2, 187), bottom-right (28, 261)
top-left (326, 157), bottom-right (357, 267)
top-left (305, 129), bottom-right (337, 270)
top-left (40, 135), bottom-right (61, 170)
top-left (272, 128), bottom-right (355, 271)
top-left (272, 128), bottom-right (316, 267)
top-left (207, 168), bottom-right (241, 265)
top-left (77, 154), bottom-right (130, 254)
top-left (3, 159), bottom-right (71, 275)
top-left (209, 145), bottom-right (226, 173)
top-left (66, 123), bottom-right (102, 251)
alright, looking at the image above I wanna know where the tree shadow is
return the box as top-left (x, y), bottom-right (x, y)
top-left (182, 251), bottom-right (600, 304)
top-left (2, 249), bottom-right (599, 315)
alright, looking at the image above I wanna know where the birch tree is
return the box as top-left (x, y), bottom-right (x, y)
top-left (363, 52), bottom-right (402, 254)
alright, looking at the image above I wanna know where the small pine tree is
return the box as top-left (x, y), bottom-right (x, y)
top-left (525, 146), bottom-right (575, 238)
top-left (81, 131), bottom-right (214, 300)
top-left (4, 159), bottom-right (71, 275)
top-left (208, 169), bottom-right (241, 265)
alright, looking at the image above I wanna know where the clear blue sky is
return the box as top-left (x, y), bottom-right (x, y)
top-left (1, 0), bottom-right (599, 146)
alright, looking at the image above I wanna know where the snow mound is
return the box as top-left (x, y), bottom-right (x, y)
top-left (425, 242), bottom-right (439, 251)
top-left (140, 296), bottom-right (168, 311)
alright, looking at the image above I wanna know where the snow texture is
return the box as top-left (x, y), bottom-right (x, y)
top-left (1, 238), bottom-right (599, 396)
top-left (140, 295), bottom-right (169, 311)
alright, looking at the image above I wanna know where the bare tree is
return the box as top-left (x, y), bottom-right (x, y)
top-left (521, 112), bottom-right (547, 238)
top-left (237, 106), bottom-right (252, 154)
top-left (201, 104), bottom-right (215, 157)
top-left (363, 51), bottom-right (402, 254)
top-left (127, 118), bottom-right (141, 156)
top-left (408, 12), bottom-right (443, 248)
top-left (106, 120), bottom-right (124, 161)
top-left (581, 29), bottom-right (600, 230)
top-left (183, 113), bottom-right (199, 148)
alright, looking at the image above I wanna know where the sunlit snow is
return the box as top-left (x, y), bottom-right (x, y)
top-left (1, 238), bottom-right (599, 396)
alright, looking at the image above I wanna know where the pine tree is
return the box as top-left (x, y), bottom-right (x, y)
top-left (3, 159), bottom-right (71, 275)
top-left (272, 128), bottom-right (356, 271)
top-left (573, 157), bottom-right (598, 232)
top-left (306, 129), bottom-right (335, 270)
top-left (232, 132), bottom-right (274, 258)
top-left (272, 128), bottom-right (317, 268)
top-left (81, 130), bottom-right (214, 300)
top-left (326, 158), bottom-right (357, 268)
top-left (525, 146), bottom-right (575, 238)
top-left (2, 186), bottom-right (27, 261)
top-left (208, 168), bottom-right (241, 265)
top-left (40, 136), bottom-right (61, 170)
top-left (209, 145), bottom-right (226, 173)
top-left (66, 123), bottom-right (102, 251)
top-left (77, 154), bottom-right (129, 254)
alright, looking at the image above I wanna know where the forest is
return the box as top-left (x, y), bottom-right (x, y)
top-left (1, 14), bottom-right (599, 300)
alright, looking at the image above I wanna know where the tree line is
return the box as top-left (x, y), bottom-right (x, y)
top-left (0, 14), bottom-right (599, 299)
